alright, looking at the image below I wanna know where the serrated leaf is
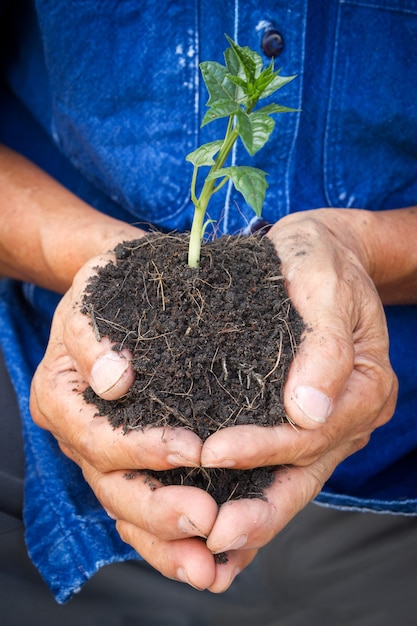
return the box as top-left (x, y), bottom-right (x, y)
top-left (200, 61), bottom-right (238, 106)
top-left (186, 140), bottom-right (224, 166)
top-left (207, 166), bottom-right (268, 216)
top-left (236, 110), bottom-right (275, 156)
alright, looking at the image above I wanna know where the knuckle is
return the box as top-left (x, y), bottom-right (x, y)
top-left (115, 519), bottom-right (132, 545)
top-left (70, 423), bottom-right (109, 471)
top-left (290, 430), bottom-right (332, 466)
top-left (87, 470), bottom-right (108, 504)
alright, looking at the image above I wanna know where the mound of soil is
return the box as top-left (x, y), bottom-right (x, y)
top-left (82, 233), bottom-right (305, 506)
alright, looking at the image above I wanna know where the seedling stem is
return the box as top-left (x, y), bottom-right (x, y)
top-left (186, 35), bottom-right (298, 268)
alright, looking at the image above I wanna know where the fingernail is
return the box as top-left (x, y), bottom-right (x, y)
top-left (176, 567), bottom-right (205, 591)
top-left (201, 446), bottom-right (236, 468)
top-left (218, 534), bottom-right (247, 552)
top-left (104, 508), bottom-right (116, 520)
top-left (178, 514), bottom-right (207, 538)
top-left (292, 385), bottom-right (332, 423)
top-left (91, 352), bottom-right (130, 395)
top-left (166, 453), bottom-right (200, 468)
top-left (202, 458), bottom-right (236, 469)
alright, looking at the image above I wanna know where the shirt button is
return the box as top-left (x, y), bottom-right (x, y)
top-left (243, 217), bottom-right (271, 236)
top-left (261, 29), bottom-right (284, 58)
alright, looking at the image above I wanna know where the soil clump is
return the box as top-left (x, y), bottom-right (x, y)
top-left (82, 233), bottom-right (305, 506)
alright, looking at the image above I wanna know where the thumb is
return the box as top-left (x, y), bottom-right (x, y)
top-left (62, 254), bottom-right (135, 400)
top-left (284, 321), bottom-right (354, 430)
top-left (89, 344), bottom-right (134, 400)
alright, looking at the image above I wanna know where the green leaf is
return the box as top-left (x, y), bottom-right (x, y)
top-left (256, 103), bottom-right (299, 115)
top-left (200, 61), bottom-right (238, 106)
top-left (224, 46), bottom-right (241, 77)
top-left (259, 72), bottom-right (297, 99)
top-left (236, 110), bottom-right (275, 156)
top-left (224, 35), bottom-right (263, 82)
top-left (201, 100), bottom-right (239, 126)
top-left (225, 73), bottom-right (249, 93)
top-left (207, 166), bottom-right (268, 216)
top-left (187, 34), bottom-right (298, 267)
top-left (186, 140), bottom-right (224, 167)
top-left (252, 62), bottom-right (277, 95)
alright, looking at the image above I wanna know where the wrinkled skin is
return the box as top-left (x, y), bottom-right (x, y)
top-left (31, 208), bottom-right (399, 592)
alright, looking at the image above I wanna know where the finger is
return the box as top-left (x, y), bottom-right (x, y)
top-left (81, 464), bottom-right (217, 541)
top-left (207, 498), bottom-right (275, 554)
top-left (201, 423), bottom-right (328, 468)
top-left (206, 440), bottom-right (355, 556)
top-left (267, 218), bottom-right (390, 429)
top-left (31, 352), bottom-right (203, 472)
top-left (283, 289), bottom-right (391, 430)
top-left (282, 264), bottom-right (357, 429)
top-left (64, 257), bottom-right (136, 400)
top-left (116, 520), bottom-right (217, 590)
top-left (201, 356), bottom-right (397, 470)
top-left (115, 520), bottom-right (258, 592)
top-left (208, 548), bottom-right (258, 593)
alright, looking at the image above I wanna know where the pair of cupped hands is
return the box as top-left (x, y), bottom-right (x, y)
top-left (30, 209), bottom-right (398, 593)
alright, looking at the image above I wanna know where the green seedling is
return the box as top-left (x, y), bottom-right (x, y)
top-left (186, 34), bottom-right (297, 268)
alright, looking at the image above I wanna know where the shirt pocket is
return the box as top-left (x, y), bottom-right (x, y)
top-left (324, 0), bottom-right (417, 209)
top-left (41, 2), bottom-right (200, 229)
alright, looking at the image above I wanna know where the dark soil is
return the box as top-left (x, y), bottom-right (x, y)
top-left (82, 233), bottom-right (305, 506)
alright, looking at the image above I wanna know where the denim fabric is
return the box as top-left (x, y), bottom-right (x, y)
top-left (0, 281), bottom-right (139, 603)
top-left (1, 0), bottom-right (417, 602)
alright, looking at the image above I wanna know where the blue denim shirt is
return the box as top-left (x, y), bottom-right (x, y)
top-left (1, 0), bottom-right (417, 603)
